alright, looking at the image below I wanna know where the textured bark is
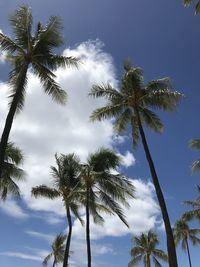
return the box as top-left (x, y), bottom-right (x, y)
top-left (136, 110), bottom-right (178, 267)
top-left (63, 207), bottom-right (72, 267)
top-left (0, 64), bottom-right (29, 179)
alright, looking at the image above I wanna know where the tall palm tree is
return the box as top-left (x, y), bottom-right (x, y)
top-left (0, 5), bottom-right (79, 178)
top-left (129, 230), bottom-right (168, 267)
top-left (182, 185), bottom-right (200, 222)
top-left (184, 0), bottom-right (200, 14)
top-left (80, 148), bottom-right (135, 267)
top-left (32, 153), bottom-right (83, 267)
top-left (43, 233), bottom-right (66, 267)
top-left (0, 142), bottom-right (25, 200)
top-left (174, 219), bottom-right (200, 267)
top-left (89, 63), bottom-right (182, 267)
top-left (190, 139), bottom-right (200, 173)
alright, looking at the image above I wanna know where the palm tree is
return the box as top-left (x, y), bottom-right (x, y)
top-left (174, 219), bottom-right (200, 267)
top-left (0, 142), bottom-right (25, 200)
top-left (80, 148), bottom-right (135, 267)
top-left (129, 230), bottom-right (168, 267)
top-left (43, 233), bottom-right (66, 267)
top-left (190, 139), bottom-right (200, 173)
top-left (183, 0), bottom-right (200, 14)
top-left (32, 153), bottom-right (83, 267)
top-left (182, 185), bottom-right (200, 222)
top-left (0, 5), bottom-right (79, 178)
top-left (89, 63), bottom-right (182, 267)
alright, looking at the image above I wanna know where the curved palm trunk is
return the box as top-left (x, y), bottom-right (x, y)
top-left (86, 187), bottom-right (92, 267)
top-left (52, 259), bottom-right (56, 267)
top-left (186, 239), bottom-right (192, 267)
top-left (136, 110), bottom-right (178, 267)
top-left (0, 64), bottom-right (29, 179)
top-left (63, 207), bottom-right (72, 267)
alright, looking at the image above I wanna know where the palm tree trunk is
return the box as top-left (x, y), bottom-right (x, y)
top-left (86, 187), bottom-right (92, 267)
top-left (52, 259), bottom-right (56, 267)
top-left (136, 110), bottom-right (178, 267)
top-left (0, 64), bottom-right (29, 179)
top-left (147, 254), bottom-right (151, 267)
top-left (63, 207), bottom-right (72, 267)
top-left (186, 239), bottom-right (192, 267)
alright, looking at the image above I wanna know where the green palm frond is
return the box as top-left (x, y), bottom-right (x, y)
top-left (0, 142), bottom-right (25, 200)
top-left (88, 148), bottom-right (121, 172)
top-left (153, 256), bottom-right (162, 267)
top-left (31, 185), bottom-right (60, 199)
top-left (128, 255), bottom-right (142, 267)
top-left (90, 84), bottom-right (123, 100)
top-left (90, 104), bottom-right (124, 122)
top-left (32, 62), bottom-right (67, 105)
top-left (42, 253), bottom-right (52, 266)
top-left (140, 108), bottom-right (163, 133)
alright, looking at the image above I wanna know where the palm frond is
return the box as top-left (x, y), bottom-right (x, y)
top-left (190, 139), bottom-right (200, 150)
top-left (42, 253), bottom-right (52, 266)
top-left (140, 107), bottom-right (163, 133)
top-left (9, 5), bottom-right (32, 48)
top-left (32, 62), bottom-right (67, 105)
top-left (191, 160), bottom-right (200, 173)
top-left (89, 84), bottom-right (123, 101)
top-left (90, 104), bottom-right (124, 122)
top-left (32, 185), bottom-right (60, 199)
top-left (128, 254), bottom-right (142, 267)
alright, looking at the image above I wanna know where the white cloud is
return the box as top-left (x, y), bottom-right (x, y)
top-left (25, 230), bottom-right (54, 242)
top-left (120, 151), bottom-right (135, 168)
top-left (0, 198), bottom-right (28, 219)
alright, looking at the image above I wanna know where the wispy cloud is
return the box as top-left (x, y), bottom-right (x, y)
top-left (0, 199), bottom-right (29, 219)
top-left (25, 230), bottom-right (54, 242)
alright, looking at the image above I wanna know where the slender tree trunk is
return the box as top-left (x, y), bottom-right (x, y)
top-left (136, 110), bottom-right (178, 267)
top-left (52, 259), bottom-right (56, 267)
top-left (63, 207), bottom-right (72, 267)
top-left (145, 254), bottom-right (151, 267)
top-left (0, 64), bottom-right (29, 179)
top-left (186, 239), bottom-right (192, 267)
top-left (86, 187), bottom-right (92, 267)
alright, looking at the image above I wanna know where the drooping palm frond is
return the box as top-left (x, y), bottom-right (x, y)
top-left (190, 139), bottom-right (200, 173)
top-left (31, 185), bottom-right (60, 199)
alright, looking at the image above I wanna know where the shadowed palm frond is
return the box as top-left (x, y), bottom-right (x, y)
top-left (31, 185), bottom-right (60, 199)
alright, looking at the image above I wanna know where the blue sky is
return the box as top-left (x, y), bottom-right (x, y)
top-left (0, 0), bottom-right (200, 266)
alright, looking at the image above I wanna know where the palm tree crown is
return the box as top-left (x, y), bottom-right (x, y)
top-left (43, 233), bottom-right (66, 267)
top-left (90, 63), bottom-right (182, 148)
top-left (0, 5), bottom-right (79, 177)
top-left (129, 230), bottom-right (168, 267)
top-left (174, 219), bottom-right (200, 267)
top-left (0, 142), bottom-right (25, 200)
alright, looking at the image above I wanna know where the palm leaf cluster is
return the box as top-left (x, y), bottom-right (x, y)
top-left (0, 142), bottom-right (25, 200)
top-left (129, 230), bottom-right (168, 267)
